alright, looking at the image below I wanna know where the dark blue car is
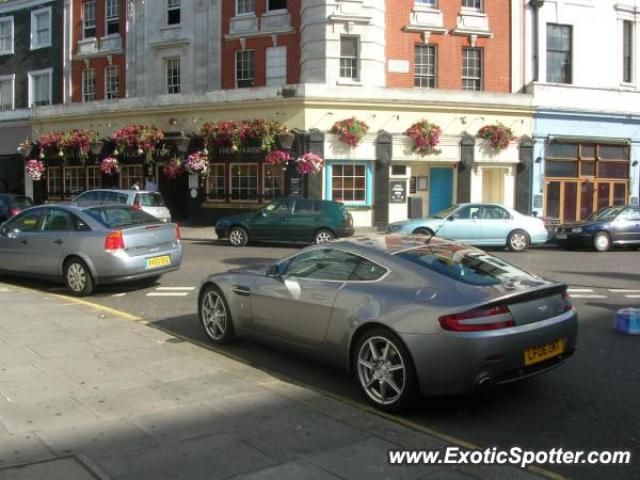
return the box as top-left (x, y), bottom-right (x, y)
top-left (554, 206), bottom-right (640, 251)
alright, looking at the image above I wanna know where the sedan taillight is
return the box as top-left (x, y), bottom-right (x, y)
top-left (562, 291), bottom-right (574, 312)
top-left (175, 223), bottom-right (181, 240)
top-left (104, 231), bottom-right (125, 252)
top-left (439, 305), bottom-right (515, 332)
top-left (9, 208), bottom-right (19, 217)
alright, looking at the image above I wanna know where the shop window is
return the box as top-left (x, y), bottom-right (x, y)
top-left (87, 166), bottom-right (102, 190)
top-left (546, 143), bottom-right (577, 159)
top-left (48, 166), bottom-right (62, 199)
top-left (331, 164), bottom-right (367, 203)
top-left (545, 160), bottom-right (578, 178)
top-left (579, 161), bottom-right (595, 177)
top-left (263, 164), bottom-right (285, 200)
top-left (598, 145), bottom-right (629, 160)
top-left (64, 167), bottom-right (86, 199)
top-left (120, 165), bottom-right (143, 189)
top-left (230, 164), bottom-right (258, 201)
top-left (597, 162), bottom-right (628, 179)
top-left (580, 145), bottom-right (595, 159)
top-left (207, 164), bottom-right (226, 201)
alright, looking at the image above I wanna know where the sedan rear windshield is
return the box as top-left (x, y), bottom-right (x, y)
top-left (396, 244), bottom-right (532, 286)
top-left (84, 206), bottom-right (158, 228)
top-left (137, 193), bottom-right (165, 207)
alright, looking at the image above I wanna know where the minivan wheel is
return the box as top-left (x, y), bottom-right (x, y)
top-left (507, 229), bottom-right (529, 252)
top-left (64, 258), bottom-right (94, 296)
top-left (593, 232), bottom-right (611, 252)
top-left (353, 328), bottom-right (417, 412)
top-left (228, 226), bottom-right (248, 247)
top-left (314, 229), bottom-right (335, 244)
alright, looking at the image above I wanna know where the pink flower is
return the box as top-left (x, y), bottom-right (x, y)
top-left (296, 152), bottom-right (324, 175)
top-left (100, 157), bottom-right (120, 175)
top-left (26, 159), bottom-right (46, 181)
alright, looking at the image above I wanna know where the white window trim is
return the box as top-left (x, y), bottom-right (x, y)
top-left (167, 0), bottom-right (181, 26)
top-left (235, 49), bottom-right (255, 88)
top-left (461, 0), bottom-right (482, 13)
top-left (104, 65), bottom-right (119, 100)
top-left (0, 16), bottom-right (14, 55)
top-left (235, 0), bottom-right (255, 16)
top-left (207, 163), bottom-right (226, 202)
top-left (330, 162), bottom-right (368, 206)
top-left (82, 68), bottom-right (96, 102)
top-left (30, 6), bottom-right (52, 50)
top-left (28, 67), bottom-right (53, 108)
top-left (165, 56), bottom-right (181, 94)
top-left (230, 162), bottom-right (259, 203)
top-left (0, 74), bottom-right (15, 111)
top-left (105, 0), bottom-right (119, 36)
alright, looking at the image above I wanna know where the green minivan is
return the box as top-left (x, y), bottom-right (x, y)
top-left (215, 198), bottom-right (354, 246)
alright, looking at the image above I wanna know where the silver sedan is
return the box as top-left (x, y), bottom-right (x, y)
top-left (0, 204), bottom-right (183, 296)
top-left (198, 236), bottom-right (578, 412)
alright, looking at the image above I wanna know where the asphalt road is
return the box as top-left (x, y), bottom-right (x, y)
top-left (5, 238), bottom-right (640, 479)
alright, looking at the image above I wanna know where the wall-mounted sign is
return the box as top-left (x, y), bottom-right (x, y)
top-left (533, 194), bottom-right (543, 209)
top-left (188, 175), bottom-right (199, 189)
top-left (417, 176), bottom-right (428, 191)
top-left (409, 176), bottom-right (417, 194)
top-left (389, 180), bottom-right (406, 204)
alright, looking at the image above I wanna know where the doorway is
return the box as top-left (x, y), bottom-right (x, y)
top-left (429, 167), bottom-right (453, 215)
top-left (482, 168), bottom-right (506, 204)
top-left (545, 180), bottom-right (627, 223)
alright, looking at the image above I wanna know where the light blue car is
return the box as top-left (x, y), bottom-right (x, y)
top-left (385, 203), bottom-right (549, 252)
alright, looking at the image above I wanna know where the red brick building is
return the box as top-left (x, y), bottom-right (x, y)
top-left (221, 0), bottom-right (301, 89)
top-left (71, 0), bottom-right (126, 102)
top-left (386, 0), bottom-right (511, 92)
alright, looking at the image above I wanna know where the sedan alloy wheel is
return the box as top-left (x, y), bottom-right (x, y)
top-left (507, 230), bottom-right (529, 252)
top-left (315, 229), bottom-right (335, 244)
top-left (228, 226), bottom-right (248, 247)
top-left (593, 232), bottom-right (611, 252)
top-left (65, 259), bottom-right (94, 296)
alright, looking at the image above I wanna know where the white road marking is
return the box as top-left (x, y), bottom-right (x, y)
top-left (609, 289), bottom-right (640, 293)
top-left (155, 287), bottom-right (195, 291)
top-left (624, 295), bottom-right (640, 299)
top-left (567, 288), bottom-right (594, 293)
top-left (111, 293), bottom-right (127, 297)
top-left (147, 292), bottom-right (189, 297)
top-left (569, 294), bottom-right (607, 299)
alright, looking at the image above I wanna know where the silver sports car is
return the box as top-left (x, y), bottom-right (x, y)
top-left (198, 236), bottom-right (578, 411)
top-left (0, 204), bottom-right (182, 296)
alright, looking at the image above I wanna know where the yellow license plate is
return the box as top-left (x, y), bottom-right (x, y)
top-left (524, 339), bottom-right (564, 366)
top-left (146, 255), bottom-right (171, 269)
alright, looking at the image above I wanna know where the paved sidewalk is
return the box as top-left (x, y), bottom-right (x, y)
top-left (0, 283), bottom-right (544, 480)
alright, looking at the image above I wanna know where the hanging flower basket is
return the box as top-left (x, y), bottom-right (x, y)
top-left (200, 119), bottom-right (285, 152)
top-left (112, 125), bottom-right (164, 160)
top-left (200, 121), bottom-right (241, 151)
top-left (99, 157), bottom-right (120, 175)
top-left (296, 152), bottom-right (324, 175)
top-left (265, 149), bottom-right (291, 170)
top-left (184, 151), bottom-right (209, 175)
top-left (329, 117), bottom-right (369, 147)
top-left (477, 123), bottom-right (516, 152)
top-left (405, 120), bottom-right (442, 155)
top-left (163, 157), bottom-right (184, 179)
top-left (37, 129), bottom-right (95, 159)
top-left (26, 159), bottom-right (46, 181)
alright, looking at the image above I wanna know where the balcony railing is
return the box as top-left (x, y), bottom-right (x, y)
top-left (228, 11), bottom-right (292, 37)
top-left (76, 35), bottom-right (122, 58)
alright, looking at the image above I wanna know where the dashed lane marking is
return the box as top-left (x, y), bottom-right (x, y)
top-left (155, 287), bottom-right (195, 291)
top-left (567, 288), bottom-right (594, 293)
top-left (624, 295), bottom-right (640, 299)
top-left (568, 294), bottom-right (607, 299)
top-left (609, 289), bottom-right (640, 293)
top-left (111, 293), bottom-right (127, 297)
top-left (146, 292), bottom-right (189, 297)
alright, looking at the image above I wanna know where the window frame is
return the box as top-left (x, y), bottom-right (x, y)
top-left (415, 0), bottom-right (437, 8)
top-left (266, 46), bottom-right (287, 87)
top-left (64, 166), bottom-right (86, 200)
top-left (119, 164), bottom-right (144, 190)
top-left (30, 6), bottom-right (52, 50)
top-left (461, 0), bottom-right (482, 12)
top-left (47, 166), bottom-right (62, 199)
top-left (0, 16), bottom-right (14, 55)
top-left (266, 0), bottom-right (287, 13)
top-left (262, 163), bottom-right (285, 201)
top-left (462, 47), bottom-right (483, 91)
top-left (622, 20), bottom-right (633, 84)
top-left (282, 248), bottom-right (389, 283)
top-left (105, 65), bottom-right (120, 99)
top-left (82, 0), bottom-right (97, 39)
top-left (230, 162), bottom-right (259, 202)
top-left (236, 0), bottom-right (255, 16)
top-left (327, 162), bottom-right (370, 206)
top-left (105, 0), bottom-right (120, 36)
top-left (82, 68), bottom-right (96, 102)
top-left (206, 163), bottom-right (226, 202)
top-left (167, 0), bottom-right (181, 26)
top-left (546, 23), bottom-right (572, 84)
top-left (0, 74), bottom-right (15, 111)
top-left (86, 166), bottom-right (102, 190)
top-left (165, 56), bottom-right (181, 94)
top-left (414, 43), bottom-right (437, 88)
top-left (28, 68), bottom-right (53, 107)
top-left (235, 49), bottom-right (255, 88)
top-left (339, 36), bottom-right (360, 80)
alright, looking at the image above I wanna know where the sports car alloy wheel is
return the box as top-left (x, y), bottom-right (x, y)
top-left (201, 290), bottom-right (228, 341)
top-left (357, 336), bottom-right (406, 407)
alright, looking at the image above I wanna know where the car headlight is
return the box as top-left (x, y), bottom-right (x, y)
top-left (571, 227), bottom-right (582, 233)
top-left (386, 224), bottom-right (402, 233)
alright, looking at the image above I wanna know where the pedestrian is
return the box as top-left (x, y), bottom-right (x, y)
top-left (131, 178), bottom-right (142, 191)
top-left (144, 175), bottom-right (158, 192)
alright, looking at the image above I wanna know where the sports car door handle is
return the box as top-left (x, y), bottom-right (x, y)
top-left (53, 239), bottom-right (63, 245)
top-left (311, 293), bottom-right (326, 301)
top-left (232, 285), bottom-right (251, 296)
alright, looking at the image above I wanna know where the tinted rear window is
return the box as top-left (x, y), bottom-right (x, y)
top-left (396, 244), bottom-right (532, 286)
top-left (84, 206), bottom-right (158, 228)
top-left (137, 193), bottom-right (165, 207)
top-left (12, 197), bottom-right (33, 208)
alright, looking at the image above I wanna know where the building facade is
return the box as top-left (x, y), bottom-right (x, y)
top-left (525, 0), bottom-right (640, 224)
top-left (0, 0), bottom-right (64, 198)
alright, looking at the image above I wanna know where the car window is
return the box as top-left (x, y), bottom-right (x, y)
top-left (293, 200), bottom-right (316, 214)
top-left (43, 209), bottom-right (73, 232)
top-left (263, 200), bottom-right (290, 215)
top-left (75, 191), bottom-right (96, 203)
top-left (102, 192), bottom-right (129, 204)
top-left (431, 205), bottom-right (458, 219)
top-left (84, 206), bottom-right (157, 228)
top-left (482, 206), bottom-right (510, 220)
top-left (620, 209), bottom-right (640, 222)
top-left (72, 214), bottom-right (91, 231)
top-left (137, 193), bottom-right (165, 207)
top-left (454, 206), bottom-right (481, 220)
top-left (285, 249), bottom-right (386, 281)
top-left (4, 209), bottom-right (42, 233)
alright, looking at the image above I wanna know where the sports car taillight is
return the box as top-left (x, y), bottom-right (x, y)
top-left (175, 223), bottom-right (181, 240)
top-left (104, 231), bottom-right (125, 252)
top-left (562, 291), bottom-right (574, 312)
top-left (439, 305), bottom-right (515, 332)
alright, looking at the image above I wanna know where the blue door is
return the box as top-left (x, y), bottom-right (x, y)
top-left (429, 168), bottom-right (453, 215)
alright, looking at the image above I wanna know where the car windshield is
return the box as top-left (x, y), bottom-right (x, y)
top-left (84, 206), bottom-right (158, 228)
top-left (430, 205), bottom-right (459, 219)
top-left (396, 243), bottom-right (534, 286)
top-left (585, 208), bottom-right (622, 222)
top-left (137, 193), bottom-right (165, 207)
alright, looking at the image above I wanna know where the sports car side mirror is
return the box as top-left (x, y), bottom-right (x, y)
top-left (266, 264), bottom-right (282, 278)
top-left (447, 216), bottom-right (455, 221)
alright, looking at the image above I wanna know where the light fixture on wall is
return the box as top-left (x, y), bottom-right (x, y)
top-left (277, 130), bottom-right (296, 151)
top-left (535, 157), bottom-right (542, 163)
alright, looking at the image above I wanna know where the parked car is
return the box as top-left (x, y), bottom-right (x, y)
top-left (385, 203), bottom-right (548, 252)
top-left (554, 206), bottom-right (640, 252)
top-left (197, 235), bottom-right (577, 411)
top-left (0, 194), bottom-right (33, 223)
top-left (73, 189), bottom-right (172, 223)
top-left (0, 204), bottom-right (182, 296)
top-left (215, 198), bottom-right (354, 246)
